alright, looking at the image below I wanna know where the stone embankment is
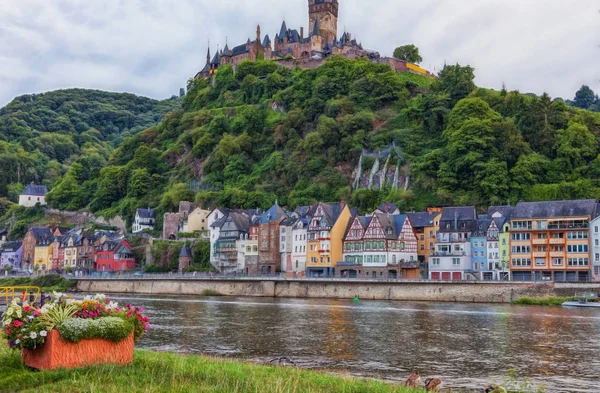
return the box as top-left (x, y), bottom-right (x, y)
top-left (76, 279), bottom-right (600, 303)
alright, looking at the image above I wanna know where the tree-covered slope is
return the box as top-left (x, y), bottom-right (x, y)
top-left (0, 89), bottom-right (181, 199)
top-left (46, 57), bottom-right (600, 227)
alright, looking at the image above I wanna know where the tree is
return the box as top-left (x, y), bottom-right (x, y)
top-left (393, 45), bottom-right (423, 64)
top-left (437, 64), bottom-right (476, 104)
top-left (574, 85), bottom-right (595, 109)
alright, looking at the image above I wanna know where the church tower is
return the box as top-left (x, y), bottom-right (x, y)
top-left (308, 0), bottom-right (338, 45)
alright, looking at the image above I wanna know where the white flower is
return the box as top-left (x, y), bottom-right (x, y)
top-left (30, 332), bottom-right (37, 339)
top-left (15, 339), bottom-right (20, 344)
top-left (28, 316), bottom-right (34, 321)
top-left (106, 301), bottom-right (119, 310)
top-left (84, 295), bottom-right (93, 301)
top-left (94, 294), bottom-right (106, 301)
top-left (40, 330), bottom-right (47, 337)
top-left (3, 319), bottom-right (11, 327)
top-left (5, 308), bottom-right (13, 316)
top-left (16, 310), bottom-right (22, 318)
top-left (65, 299), bottom-right (74, 305)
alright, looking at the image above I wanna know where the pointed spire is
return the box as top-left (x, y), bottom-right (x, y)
top-left (279, 20), bottom-right (287, 40)
top-left (312, 18), bottom-right (319, 36)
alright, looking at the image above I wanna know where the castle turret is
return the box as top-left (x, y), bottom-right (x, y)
top-left (308, 0), bottom-right (338, 44)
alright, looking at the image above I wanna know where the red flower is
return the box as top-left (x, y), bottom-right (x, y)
top-left (34, 310), bottom-right (41, 317)
top-left (23, 305), bottom-right (31, 312)
top-left (13, 320), bottom-right (23, 328)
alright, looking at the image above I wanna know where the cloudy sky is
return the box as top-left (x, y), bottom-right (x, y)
top-left (1, 0), bottom-right (598, 107)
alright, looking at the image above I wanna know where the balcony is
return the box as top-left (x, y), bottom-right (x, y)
top-left (532, 239), bottom-right (548, 245)
top-left (318, 249), bottom-right (330, 254)
top-left (318, 237), bottom-right (331, 241)
top-left (548, 223), bottom-right (588, 230)
top-left (550, 251), bottom-right (564, 258)
top-left (430, 251), bottom-right (466, 257)
top-left (533, 252), bottom-right (547, 258)
top-left (549, 238), bottom-right (565, 245)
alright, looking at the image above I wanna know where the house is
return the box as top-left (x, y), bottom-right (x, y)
top-left (243, 216), bottom-right (261, 274)
top-left (208, 208), bottom-right (230, 264)
top-left (470, 218), bottom-right (491, 280)
top-left (214, 213), bottom-right (250, 273)
top-left (185, 207), bottom-right (211, 234)
top-left (408, 209), bottom-right (442, 263)
top-left (77, 234), bottom-right (96, 272)
top-left (509, 199), bottom-right (597, 282)
top-left (95, 239), bottom-right (135, 272)
top-left (338, 213), bottom-right (418, 279)
top-left (0, 241), bottom-right (22, 271)
top-left (488, 206), bottom-right (514, 281)
top-left (61, 234), bottom-right (80, 270)
top-left (19, 182), bottom-right (48, 207)
top-left (306, 202), bottom-right (351, 277)
top-left (258, 203), bottom-right (287, 274)
top-left (132, 208), bottom-right (155, 234)
top-left (279, 217), bottom-right (298, 274)
top-left (162, 202), bottom-right (197, 240)
top-left (429, 207), bottom-right (476, 281)
top-left (51, 236), bottom-right (64, 270)
top-left (291, 217), bottom-right (310, 277)
top-left (22, 227), bottom-right (54, 272)
top-left (590, 205), bottom-right (600, 281)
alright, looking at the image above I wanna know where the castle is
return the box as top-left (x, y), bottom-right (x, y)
top-left (196, 0), bottom-right (368, 79)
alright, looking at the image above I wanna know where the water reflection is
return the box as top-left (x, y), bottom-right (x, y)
top-left (107, 295), bottom-right (600, 392)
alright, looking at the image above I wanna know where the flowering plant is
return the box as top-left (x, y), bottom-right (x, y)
top-left (2, 292), bottom-right (150, 350)
top-left (2, 299), bottom-right (48, 350)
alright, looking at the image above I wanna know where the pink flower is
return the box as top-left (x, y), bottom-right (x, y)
top-left (23, 305), bottom-right (31, 312)
top-left (34, 310), bottom-right (41, 317)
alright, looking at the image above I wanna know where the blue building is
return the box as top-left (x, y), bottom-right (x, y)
top-left (470, 218), bottom-right (491, 280)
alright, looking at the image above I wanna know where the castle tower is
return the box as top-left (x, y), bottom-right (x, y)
top-left (308, 0), bottom-right (338, 45)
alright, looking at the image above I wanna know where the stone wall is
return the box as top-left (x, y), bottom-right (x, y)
top-left (76, 279), bottom-right (600, 303)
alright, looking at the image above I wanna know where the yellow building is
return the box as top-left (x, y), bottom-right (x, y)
top-left (34, 243), bottom-right (53, 272)
top-left (407, 209), bottom-right (442, 263)
top-left (185, 208), bottom-right (211, 233)
top-left (306, 202), bottom-right (351, 277)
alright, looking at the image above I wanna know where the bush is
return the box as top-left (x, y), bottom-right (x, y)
top-left (57, 316), bottom-right (134, 343)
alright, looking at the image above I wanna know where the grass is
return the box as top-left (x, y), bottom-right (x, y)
top-left (0, 338), bottom-right (425, 393)
top-left (0, 274), bottom-right (77, 293)
top-left (201, 289), bottom-right (221, 296)
top-left (512, 296), bottom-right (573, 306)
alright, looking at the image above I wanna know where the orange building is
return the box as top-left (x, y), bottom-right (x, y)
top-left (509, 200), bottom-right (597, 282)
top-left (407, 208), bottom-right (442, 263)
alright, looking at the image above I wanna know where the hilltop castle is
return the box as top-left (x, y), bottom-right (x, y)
top-left (196, 0), bottom-right (367, 79)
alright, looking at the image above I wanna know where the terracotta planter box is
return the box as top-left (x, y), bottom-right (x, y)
top-left (22, 330), bottom-right (134, 370)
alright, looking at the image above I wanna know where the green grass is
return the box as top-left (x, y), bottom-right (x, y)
top-left (512, 296), bottom-right (573, 306)
top-left (396, 72), bottom-right (435, 90)
top-left (0, 338), bottom-right (425, 393)
top-left (0, 274), bottom-right (77, 292)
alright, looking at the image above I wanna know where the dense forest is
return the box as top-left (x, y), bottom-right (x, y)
top-left (0, 89), bottom-right (181, 202)
top-left (6, 57), bottom-right (600, 230)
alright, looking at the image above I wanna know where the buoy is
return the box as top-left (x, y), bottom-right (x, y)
top-left (354, 295), bottom-right (359, 303)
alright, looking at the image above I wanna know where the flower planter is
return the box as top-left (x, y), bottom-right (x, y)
top-left (21, 329), bottom-right (134, 370)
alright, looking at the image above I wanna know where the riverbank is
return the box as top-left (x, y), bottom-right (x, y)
top-left (512, 296), bottom-right (573, 306)
top-left (0, 275), bottom-right (77, 292)
top-left (77, 277), bottom-right (600, 303)
top-left (0, 338), bottom-right (425, 393)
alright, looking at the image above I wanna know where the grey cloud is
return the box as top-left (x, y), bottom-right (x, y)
top-left (0, 0), bottom-right (598, 107)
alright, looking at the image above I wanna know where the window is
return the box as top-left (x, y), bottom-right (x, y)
top-left (537, 233), bottom-right (547, 239)
top-left (512, 258), bottom-right (531, 266)
top-left (567, 232), bottom-right (588, 240)
top-left (511, 233), bottom-right (531, 241)
top-left (511, 246), bottom-right (531, 254)
top-left (452, 258), bottom-right (461, 266)
top-left (420, 244), bottom-right (425, 251)
top-left (596, 253), bottom-right (600, 262)
top-left (568, 258), bottom-right (589, 266)
top-left (512, 221), bottom-right (532, 230)
top-left (596, 226), bottom-right (599, 233)
top-left (535, 258), bottom-right (546, 266)
top-left (567, 244), bottom-right (589, 253)
top-left (552, 258), bottom-right (563, 266)
top-left (432, 258), bottom-right (440, 266)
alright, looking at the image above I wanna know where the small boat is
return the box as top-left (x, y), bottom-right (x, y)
top-left (562, 293), bottom-right (600, 308)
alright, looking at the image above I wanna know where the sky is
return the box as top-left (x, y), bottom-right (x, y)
top-left (0, 0), bottom-right (598, 107)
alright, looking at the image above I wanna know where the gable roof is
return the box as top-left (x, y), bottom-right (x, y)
top-left (136, 208), bottom-right (155, 219)
top-left (21, 183), bottom-right (48, 196)
top-left (407, 212), bottom-right (438, 228)
top-left (487, 206), bottom-right (515, 219)
top-left (2, 241), bottom-right (22, 252)
top-left (377, 203), bottom-right (399, 214)
top-left (319, 203), bottom-right (345, 226)
top-left (513, 200), bottom-right (597, 219)
top-left (261, 204), bottom-right (287, 224)
top-left (372, 213), bottom-right (398, 240)
top-left (179, 246), bottom-right (192, 258)
top-left (29, 227), bottom-right (54, 244)
top-left (472, 218), bottom-right (492, 237)
top-left (440, 207), bottom-right (476, 222)
top-left (393, 214), bottom-right (408, 235)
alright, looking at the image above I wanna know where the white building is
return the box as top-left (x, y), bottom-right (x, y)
top-left (19, 182), bottom-right (48, 207)
top-left (132, 208), bottom-right (155, 234)
top-left (429, 207), bottom-right (476, 281)
top-left (207, 208), bottom-right (229, 267)
top-left (279, 217), bottom-right (297, 273)
top-left (291, 218), bottom-right (309, 276)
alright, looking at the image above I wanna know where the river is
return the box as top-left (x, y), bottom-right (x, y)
top-left (107, 294), bottom-right (600, 392)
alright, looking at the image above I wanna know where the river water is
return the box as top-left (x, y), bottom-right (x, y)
top-left (108, 294), bottom-right (600, 392)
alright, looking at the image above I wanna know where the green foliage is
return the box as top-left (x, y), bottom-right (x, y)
top-left (512, 296), bottom-right (572, 306)
top-left (392, 44), bottom-right (423, 64)
top-left (57, 316), bottom-right (134, 343)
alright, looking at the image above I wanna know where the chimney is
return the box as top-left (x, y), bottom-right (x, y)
top-left (300, 27), bottom-right (304, 39)
top-left (454, 211), bottom-right (459, 230)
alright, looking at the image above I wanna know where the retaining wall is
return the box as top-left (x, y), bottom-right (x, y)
top-left (75, 279), bottom-right (600, 303)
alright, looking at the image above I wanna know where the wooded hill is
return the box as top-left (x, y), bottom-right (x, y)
top-left (6, 57), bottom-right (600, 231)
top-left (0, 89), bottom-right (181, 203)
